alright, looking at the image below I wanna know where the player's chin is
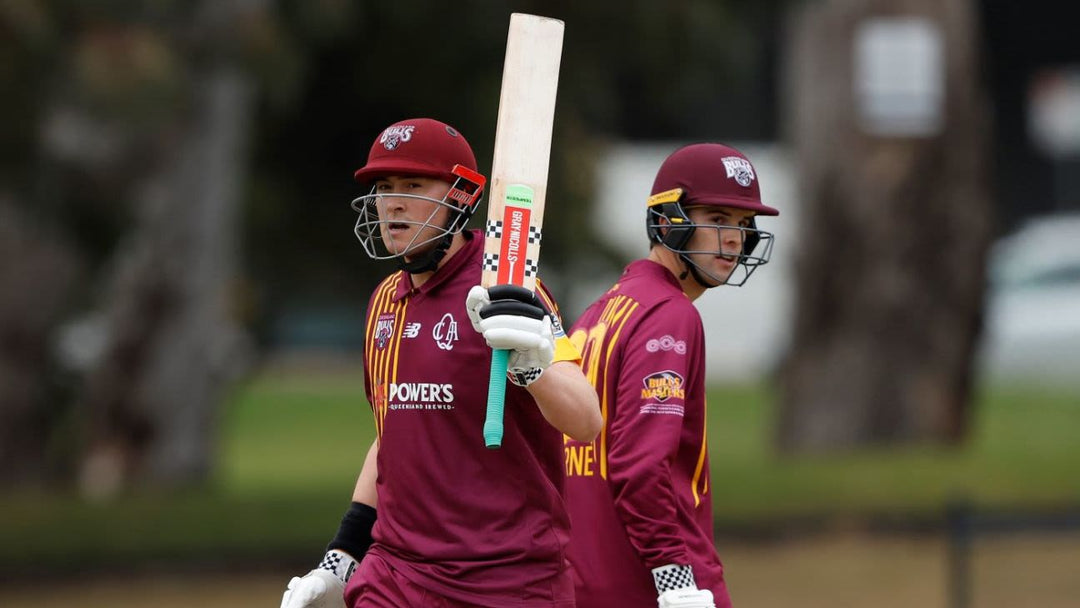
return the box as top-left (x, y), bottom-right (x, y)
top-left (705, 260), bottom-right (737, 285)
top-left (380, 234), bottom-right (408, 256)
top-left (382, 229), bottom-right (423, 255)
top-left (400, 238), bottom-right (441, 260)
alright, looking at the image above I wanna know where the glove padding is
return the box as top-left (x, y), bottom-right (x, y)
top-left (466, 285), bottom-right (554, 385)
top-left (653, 564), bottom-right (716, 608)
top-left (280, 550), bottom-right (356, 608)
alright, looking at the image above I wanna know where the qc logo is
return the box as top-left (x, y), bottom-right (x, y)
top-left (432, 313), bottom-right (459, 351)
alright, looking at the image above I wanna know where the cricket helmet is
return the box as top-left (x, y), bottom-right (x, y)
top-left (351, 118), bottom-right (486, 272)
top-left (646, 143), bottom-right (779, 286)
top-left (353, 117), bottom-right (479, 184)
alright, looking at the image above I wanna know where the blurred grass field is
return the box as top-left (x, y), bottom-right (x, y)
top-left (1, 365), bottom-right (1078, 574)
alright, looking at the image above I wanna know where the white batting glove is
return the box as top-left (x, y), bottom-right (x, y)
top-left (466, 285), bottom-right (555, 386)
top-left (465, 285), bottom-right (492, 333)
top-left (280, 550), bottom-right (356, 608)
top-left (657, 588), bottom-right (716, 608)
top-left (653, 564), bottom-right (716, 608)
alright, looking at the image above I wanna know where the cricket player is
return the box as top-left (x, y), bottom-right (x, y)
top-left (563, 143), bottom-right (779, 608)
top-left (280, 117), bottom-right (601, 608)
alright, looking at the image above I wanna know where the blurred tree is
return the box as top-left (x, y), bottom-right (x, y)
top-left (0, 0), bottom-right (281, 492)
top-left (777, 0), bottom-right (993, 451)
top-left (0, 0), bottom-right (778, 492)
top-left (0, 201), bottom-right (81, 485)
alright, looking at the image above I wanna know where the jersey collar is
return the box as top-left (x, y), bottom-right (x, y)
top-left (393, 229), bottom-right (480, 302)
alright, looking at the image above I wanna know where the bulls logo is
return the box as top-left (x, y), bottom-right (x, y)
top-left (374, 313), bottom-right (395, 349)
top-left (379, 125), bottom-right (415, 150)
top-left (722, 156), bottom-right (756, 187)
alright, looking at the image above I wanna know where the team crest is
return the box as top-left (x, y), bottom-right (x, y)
top-left (374, 313), bottom-right (395, 349)
top-left (722, 156), bottom-right (756, 187)
top-left (432, 313), bottom-right (459, 351)
top-left (379, 125), bottom-right (415, 150)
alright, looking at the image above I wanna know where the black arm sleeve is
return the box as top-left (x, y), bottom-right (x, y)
top-left (326, 502), bottom-right (377, 558)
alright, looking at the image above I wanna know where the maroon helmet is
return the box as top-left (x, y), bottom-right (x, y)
top-left (649, 143), bottom-right (778, 216)
top-left (646, 143), bottom-right (778, 287)
top-left (354, 117), bottom-right (479, 184)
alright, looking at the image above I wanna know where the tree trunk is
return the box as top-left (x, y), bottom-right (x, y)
top-left (76, 66), bottom-right (255, 496)
top-left (0, 201), bottom-right (81, 484)
top-left (777, 0), bottom-right (993, 452)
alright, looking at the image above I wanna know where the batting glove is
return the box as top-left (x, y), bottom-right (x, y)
top-left (465, 285), bottom-right (554, 386)
top-left (653, 564), bottom-right (716, 608)
top-left (279, 549), bottom-right (356, 608)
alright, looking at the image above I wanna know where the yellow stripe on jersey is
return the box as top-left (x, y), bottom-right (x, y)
top-left (365, 277), bottom-right (390, 437)
top-left (597, 295), bottom-right (638, 479)
top-left (365, 273), bottom-right (404, 439)
top-left (691, 399), bottom-right (709, 507)
top-left (387, 295), bottom-right (406, 432)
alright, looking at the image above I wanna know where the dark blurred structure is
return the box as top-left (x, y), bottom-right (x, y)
top-left (778, 0), bottom-right (992, 451)
top-left (980, 0), bottom-right (1080, 227)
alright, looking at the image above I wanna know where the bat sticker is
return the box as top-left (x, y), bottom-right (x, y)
top-left (497, 184), bottom-right (535, 285)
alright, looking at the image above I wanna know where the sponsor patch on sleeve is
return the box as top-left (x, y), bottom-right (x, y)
top-left (639, 370), bottom-right (686, 404)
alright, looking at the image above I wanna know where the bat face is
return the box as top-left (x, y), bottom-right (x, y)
top-left (481, 14), bottom-right (563, 294)
top-left (480, 13), bottom-right (564, 449)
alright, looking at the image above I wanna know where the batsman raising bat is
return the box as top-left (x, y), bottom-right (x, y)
top-left (278, 44), bottom-right (600, 608)
top-left (563, 143), bottom-right (780, 608)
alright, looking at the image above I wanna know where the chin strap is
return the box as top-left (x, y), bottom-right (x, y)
top-left (398, 232), bottom-right (453, 274)
top-left (678, 253), bottom-right (716, 289)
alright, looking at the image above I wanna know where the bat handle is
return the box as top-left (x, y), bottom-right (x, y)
top-left (484, 348), bottom-right (510, 448)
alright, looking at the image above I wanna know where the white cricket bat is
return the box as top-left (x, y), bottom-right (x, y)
top-left (481, 13), bottom-right (564, 448)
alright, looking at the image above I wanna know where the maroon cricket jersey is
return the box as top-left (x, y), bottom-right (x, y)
top-left (361, 229), bottom-right (578, 607)
top-left (564, 259), bottom-right (731, 607)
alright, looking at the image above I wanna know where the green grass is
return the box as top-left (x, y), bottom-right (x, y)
top-left (707, 383), bottom-right (1080, 520)
top-left (1, 371), bottom-right (1077, 570)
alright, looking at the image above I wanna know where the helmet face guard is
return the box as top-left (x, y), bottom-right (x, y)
top-left (352, 164), bottom-right (485, 261)
top-left (646, 189), bottom-right (775, 287)
top-left (644, 143), bottom-right (780, 288)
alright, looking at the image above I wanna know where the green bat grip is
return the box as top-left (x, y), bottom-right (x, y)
top-left (484, 348), bottom-right (510, 448)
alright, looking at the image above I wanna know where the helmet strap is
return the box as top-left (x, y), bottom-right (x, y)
top-left (399, 231), bottom-right (453, 274)
top-left (679, 253), bottom-right (721, 289)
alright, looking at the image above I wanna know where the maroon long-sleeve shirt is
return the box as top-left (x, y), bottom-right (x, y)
top-left (360, 230), bottom-right (579, 607)
top-left (565, 259), bottom-right (731, 607)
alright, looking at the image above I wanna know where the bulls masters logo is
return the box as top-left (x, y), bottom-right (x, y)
top-left (379, 125), bottom-right (415, 150)
top-left (722, 156), bottom-right (756, 187)
top-left (432, 313), bottom-right (459, 351)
